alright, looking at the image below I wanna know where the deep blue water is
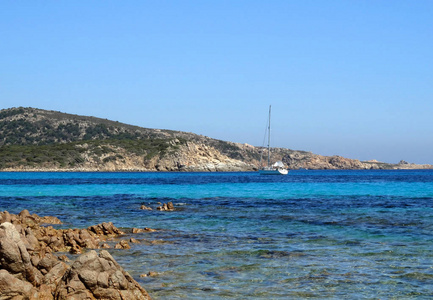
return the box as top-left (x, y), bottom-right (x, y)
top-left (1, 170), bottom-right (433, 299)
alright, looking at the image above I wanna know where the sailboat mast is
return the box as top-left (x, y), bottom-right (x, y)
top-left (267, 105), bottom-right (271, 167)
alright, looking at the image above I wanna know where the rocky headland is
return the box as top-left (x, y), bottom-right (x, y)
top-left (1, 107), bottom-right (432, 171)
top-left (0, 210), bottom-right (151, 299)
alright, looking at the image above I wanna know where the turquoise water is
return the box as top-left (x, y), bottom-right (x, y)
top-left (1, 170), bottom-right (433, 299)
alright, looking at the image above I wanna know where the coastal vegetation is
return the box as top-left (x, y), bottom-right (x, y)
top-left (0, 138), bottom-right (182, 169)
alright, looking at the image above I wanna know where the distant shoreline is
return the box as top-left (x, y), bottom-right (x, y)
top-left (1, 168), bottom-right (433, 173)
top-left (1, 107), bottom-right (432, 172)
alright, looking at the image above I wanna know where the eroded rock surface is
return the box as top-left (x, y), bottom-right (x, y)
top-left (55, 250), bottom-right (150, 300)
top-left (0, 210), bottom-right (151, 299)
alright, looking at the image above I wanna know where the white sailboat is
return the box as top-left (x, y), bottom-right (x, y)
top-left (259, 105), bottom-right (288, 175)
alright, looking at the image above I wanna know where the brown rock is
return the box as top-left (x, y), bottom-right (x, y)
top-left (139, 271), bottom-right (158, 278)
top-left (0, 210), bottom-right (12, 223)
top-left (132, 227), bottom-right (157, 233)
top-left (78, 228), bottom-right (99, 248)
top-left (37, 283), bottom-right (55, 299)
top-left (55, 250), bottom-right (150, 300)
top-left (0, 222), bottom-right (43, 285)
top-left (114, 240), bottom-right (131, 249)
top-left (140, 205), bottom-right (152, 210)
top-left (150, 239), bottom-right (168, 245)
top-left (37, 215), bottom-right (62, 225)
top-left (22, 227), bottom-right (40, 252)
top-left (19, 209), bottom-right (32, 219)
top-left (157, 202), bottom-right (174, 211)
top-left (0, 212), bottom-right (151, 299)
top-left (12, 209), bottom-right (63, 227)
top-left (47, 235), bottom-right (65, 252)
top-left (58, 255), bottom-right (70, 262)
top-left (88, 222), bottom-right (124, 236)
top-left (132, 227), bottom-right (145, 233)
top-left (0, 269), bottom-right (39, 299)
top-left (70, 243), bottom-right (82, 254)
top-left (41, 260), bottom-right (69, 294)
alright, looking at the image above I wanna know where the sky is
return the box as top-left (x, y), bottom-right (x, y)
top-left (1, 1), bottom-right (432, 164)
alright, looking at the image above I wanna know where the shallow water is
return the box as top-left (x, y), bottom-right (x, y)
top-left (1, 170), bottom-right (433, 299)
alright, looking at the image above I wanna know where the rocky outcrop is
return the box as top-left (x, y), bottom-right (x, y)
top-left (157, 202), bottom-right (175, 211)
top-left (283, 151), bottom-right (366, 170)
top-left (0, 210), bottom-right (151, 299)
top-left (55, 250), bottom-right (149, 299)
top-left (0, 209), bottom-right (62, 226)
top-left (144, 141), bottom-right (256, 172)
top-left (282, 150), bottom-right (433, 170)
top-left (0, 222), bottom-right (44, 287)
top-left (0, 209), bottom-right (124, 255)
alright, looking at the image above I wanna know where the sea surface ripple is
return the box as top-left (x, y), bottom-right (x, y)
top-left (1, 170), bottom-right (432, 299)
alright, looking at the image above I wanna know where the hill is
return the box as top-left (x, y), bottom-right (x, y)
top-left (0, 107), bottom-right (431, 171)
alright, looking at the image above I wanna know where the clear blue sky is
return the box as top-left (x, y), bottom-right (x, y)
top-left (1, 1), bottom-right (432, 164)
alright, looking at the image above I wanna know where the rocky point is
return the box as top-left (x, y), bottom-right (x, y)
top-left (0, 210), bottom-right (151, 299)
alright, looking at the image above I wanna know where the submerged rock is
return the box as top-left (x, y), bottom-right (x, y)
top-left (132, 227), bottom-right (158, 234)
top-left (140, 204), bottom-right (153, 210)
top-left (130, 237), bottom-right (140, 244)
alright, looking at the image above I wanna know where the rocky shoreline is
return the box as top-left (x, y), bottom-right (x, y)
top-left (0, 210), bottom-right (152, 299)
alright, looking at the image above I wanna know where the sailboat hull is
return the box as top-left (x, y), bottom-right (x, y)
top-left (259, 168), bottom-right (289, 175)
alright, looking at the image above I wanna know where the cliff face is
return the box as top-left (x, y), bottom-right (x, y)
top-left (144, 141), bottom-right (256, 172)
top-left (0, 107), bottom-right (431, 171)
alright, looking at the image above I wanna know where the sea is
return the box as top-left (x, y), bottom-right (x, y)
top-left (1, 170), bottom-right (433, 299)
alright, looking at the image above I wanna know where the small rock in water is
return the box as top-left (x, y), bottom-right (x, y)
top-left (150, 239), bottom-right (168, 245)
top-left (140, 271), bottom-right (158, 277)
top-left (114, 240), bottom-right (131, 249)
top-left (132, 227), bottom-right (144, 233)
top-left (147, 271), bottom-right (158, 277)
top-left (140, 204), bottom-right (152, 210)
top-left (130, 237), bottom-right (140, 244)
top-left (144, 227), bottom-right (157, 232)
top-left (132, 227), bottom-right (157, 233)
top-left (157, 202), bottom-right (174, 211)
